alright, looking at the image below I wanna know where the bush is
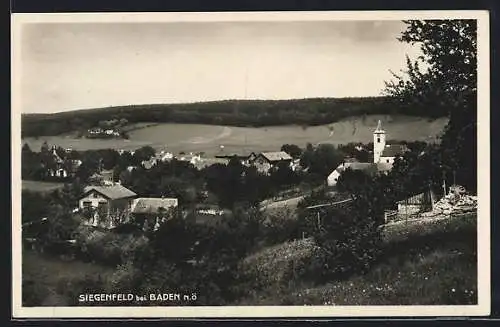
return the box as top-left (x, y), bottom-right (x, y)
top-left (261, 208), bottom-right (301, 246)
top-left (22, 278), bottom-right (50, 307)
top-left (301, 200), bottom-right (383, 283)
top-left (55, 274), bottom-right (109, 306)
top-left (75, 227), bottom-right (149, 267)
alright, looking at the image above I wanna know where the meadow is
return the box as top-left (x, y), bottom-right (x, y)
top-left (22, 180), bottom-right (65, 193)
top-left (22, 114), bottom-right (448, 156)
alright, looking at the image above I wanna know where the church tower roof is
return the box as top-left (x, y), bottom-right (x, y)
top-left (374, 119), bottom-right (385, 133)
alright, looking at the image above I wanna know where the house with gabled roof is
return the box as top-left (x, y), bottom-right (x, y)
top-left (327, 161), bottom-right (379, 187)
top-left (215, 151), bottom-right (257, 165)
top-left (253, 151), bottom-right (293, 175)
top-left (130, 197), bottom-right (179, 231)
top-left (78, 184), bottom-right (137, 229)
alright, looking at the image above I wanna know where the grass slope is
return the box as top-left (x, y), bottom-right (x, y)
top-left (22, 250), bottom-right (114, 306)
top-left (238, 213), bottom-right (477, 305)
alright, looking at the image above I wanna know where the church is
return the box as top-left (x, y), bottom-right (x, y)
top-left (372, 120), bottom-right (407, 165)
top-left (327, 120), bottom-right (407, 187)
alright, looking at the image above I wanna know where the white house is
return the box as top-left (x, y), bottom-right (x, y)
top-left (327, 161), bottom-right (378, 187)
top-left (78, 184), bottom-right (137, 229)
top-left (177, 153), bottom-right (202, 165)
top-left (158, 150), bottom-right (174, 162)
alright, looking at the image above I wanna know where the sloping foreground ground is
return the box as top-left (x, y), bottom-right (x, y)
top-left (239, 213), bottom-right (477, 305)
top-left (21, 212), bottom-right (476, 307)
top-left (22, 250), bottom-right (115, 306)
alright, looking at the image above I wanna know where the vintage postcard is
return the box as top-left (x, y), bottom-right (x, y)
top-left (11, 10), bottom-right (490, 318)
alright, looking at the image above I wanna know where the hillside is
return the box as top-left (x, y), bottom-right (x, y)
top-left (21, 115), bottom-right (449, 155)
top-left (238, 213), bottom-right (477, 305)
top-left (21, 96), bottom-right (447, 137)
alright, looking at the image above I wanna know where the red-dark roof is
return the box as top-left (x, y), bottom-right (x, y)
top-left (381, 144), bottom-right (406, 158)
top-left (131, 197), bottom-right (178, 214)
top-left (259, 151), bottom-right (293, 162)
top-left (83, 185), bottom-right (137, 200)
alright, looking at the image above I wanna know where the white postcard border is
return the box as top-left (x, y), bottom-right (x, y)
top-left (11, 10), bottom-right (491, 318)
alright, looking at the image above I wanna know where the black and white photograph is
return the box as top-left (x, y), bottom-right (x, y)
top-left (11, 11), bottom-right (490, 318)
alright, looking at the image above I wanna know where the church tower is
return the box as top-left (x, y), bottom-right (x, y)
top-left (373, 119), bottom-right (386, 163)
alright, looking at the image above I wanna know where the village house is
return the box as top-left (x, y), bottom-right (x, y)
top-left (177, 152), bottom-right (203, 165)
top-left (157, 150), bottom-right (174, 162)
top-left (252, 151), bottom-right (293, 175)
top-left (88, 168), bottom-right (117, 186)
top-left (130, 197), bottom-right (179, 231)
top-left (87, 127), bottom-right (120, 138)
top-left (44, 146), bottom-right (82, 179)
top-left (46, 146), bottom-right (66, 178)
top-left (87, 127), bottom-right (103, 135)
top-left (126, 165), bottom-right (138, 172)
top-left (192, 157), bottom-right (230, 170)
top-left (215, 151), bottom-right (257, 166)
top-left (78, 184), bottom-right (137, 229)
top-left (141, 157), bottom-right (158, 170)
top-left (140, 150), bottom-right (175, 169)
top-left (327, 161), bottom-right (378, 187)
top-left (190, 204), bottom-right (229, 226)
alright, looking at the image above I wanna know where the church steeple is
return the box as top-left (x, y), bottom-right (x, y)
top-left (373, 119), bottom-right (386, 163)
top-left (374, 119), bottom-right (384, 133)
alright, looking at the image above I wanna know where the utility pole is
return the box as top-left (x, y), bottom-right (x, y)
top-left (442, 170), bottom-right (447, 197)
top-left (405, 199), bottom-right (408, 224)
top-left (429, 182), bottom-right (435, 211)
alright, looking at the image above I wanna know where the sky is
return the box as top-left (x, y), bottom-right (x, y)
top-left (19, 20), bottom-right (421, 114)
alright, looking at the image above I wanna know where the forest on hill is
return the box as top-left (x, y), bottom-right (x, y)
top-left (21, 96), bottom-right (446, 137)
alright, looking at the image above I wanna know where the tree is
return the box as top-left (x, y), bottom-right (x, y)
top-left (22, 143), bottom-right (32, 154)
top-left (40, 204), bottom-right (80, 251)
top-left (384, 20), bottom-right (477, 191)
top-left (40, 141), bottom-right (50, 154)
top-left (49, 181), bottom-right (85, 210)
top-left (299, 143), bottom-right (315, 169)
top-left (133, 146), bottom-right (156, 163)
top-left (336, 168), bottom-right (374, 195)
top-left (118, 118), bottom-right (129, 127)
top-left (21, 190), bottom-right (49, 226)
top-left (297, 198), bottom-right (382, 283)
top-left (308, 144), bottom-right (344, 178)
top-left (270, 161), bottom-right (298, 190)
top-left (281, 144), bottom-right (302, 159)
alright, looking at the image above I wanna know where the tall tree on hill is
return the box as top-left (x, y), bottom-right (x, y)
top-left (384, 20), bottom-right (477, 191)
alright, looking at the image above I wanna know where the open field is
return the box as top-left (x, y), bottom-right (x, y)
top-left (22, 180), bottom-right (65, 193)
top-left (22, 114), bottom-right (448, 156)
